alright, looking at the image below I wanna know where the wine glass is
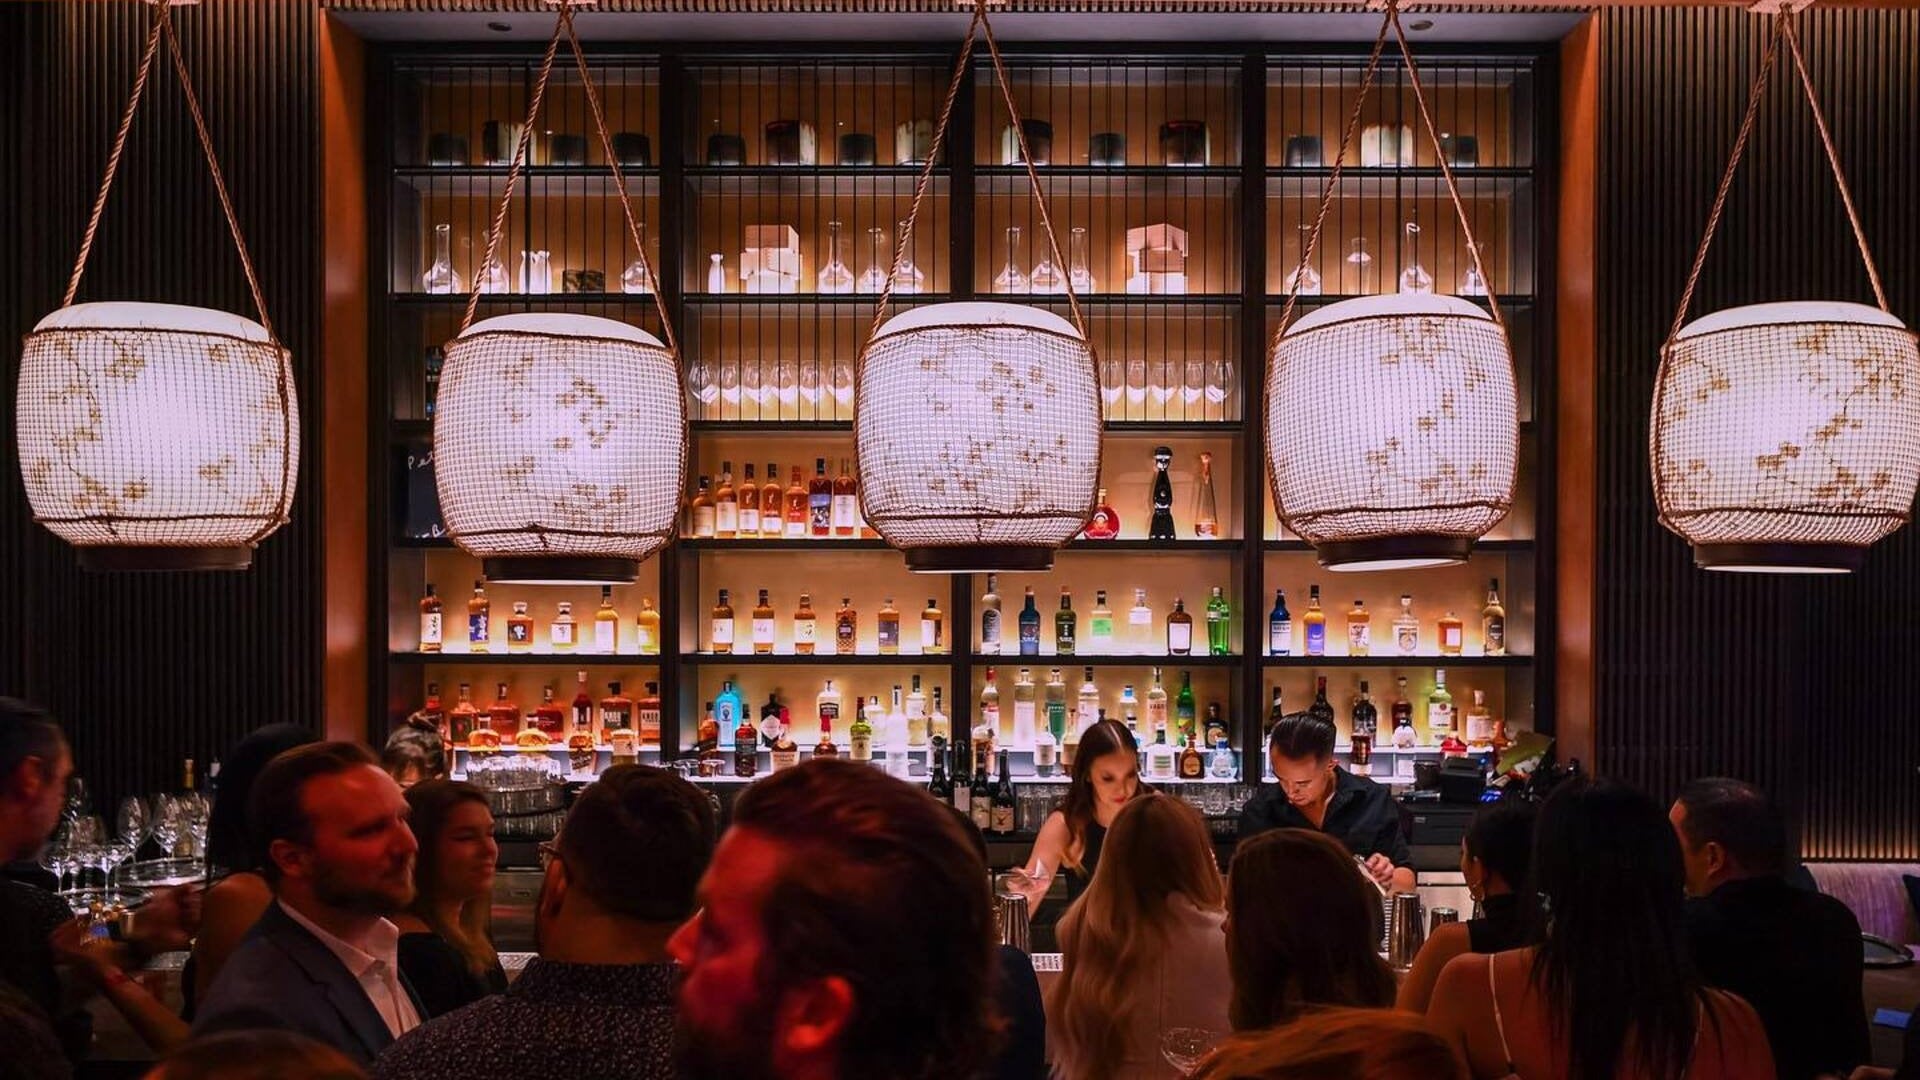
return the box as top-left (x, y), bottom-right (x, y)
top-left (149, 795), bottom-right (181, 860)
top-left (1160, 1027), bottom-right (1225, 1076)
top-left (112, 797), bottom-right (148, 890)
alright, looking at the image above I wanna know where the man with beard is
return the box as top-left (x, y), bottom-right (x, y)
top-left (670, 759), bottom-right (998, 1080)
top-left (193, 742), bottom-right (424, 1066)
top-left (372, 764), bottom-right (713, 1080)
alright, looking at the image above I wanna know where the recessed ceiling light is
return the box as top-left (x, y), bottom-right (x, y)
top-left (1409, 18), bottom-right (1434, 31)
top-left (487, 21), bottom-right (512, 32)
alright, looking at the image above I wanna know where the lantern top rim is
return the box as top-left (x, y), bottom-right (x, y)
top-left (1676, 300), bottom-right (1908, 340)
top-left (1285, 292), bottom-right (1494, 338)
top-left (463, 311), bottom-right (664, 347)
top-left (35, 300), bottom-right (273, 343)
top-left (874, 301), bottom-right (1083, 343)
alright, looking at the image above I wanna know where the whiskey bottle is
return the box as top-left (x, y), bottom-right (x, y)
top-left (1055, 588), bottom-right (1077, 656)
top-left (832, 458), bottom-right (858, 537)
top-left (690, 476), bottom-right (715, 538)
top-left (980, 574), bottom-right (1003, 655)
top-left (793, 593), bottom-right (818, 655)
top-left (1149, 445), bottom-right (1177, 541)
top-left (1174, 671), bottom-right (1197, 744)
top-left (594, 587), bottom-right (620, 654)
top-left (418, 683), bottom-right (447, 744)
top-left (637, 681), bottom-right (662, 746)
top-left (1464, 688), bottom-right (1494, 749)
top-left (532, 686), bottom-right (566, 737)
top-left (771, 726), bottom-right (799, 772)
top-left (449, 683), bottom-right (478, 746)
top-left (1303, 584), bottom-right (1326, 657)
top-left (714, 462), bottom-right (738, 538)
top-left (1089, 591), bottom-right (1114, 653)
top-left (1352, 680), bottom-right (1379, 744)
top-left (507, 602), bottom-right (534, 652)
top-left (1192, 451), bottom-right (1219, 539)
top-left (1264, 686), bottom-right (1285, 744)
top-left (696, 703), bottom-right (720, 755)
top-left (848, 697), bottom-right (874, 762)
top-left (752, 588), bottom-right (776, 655)
top-left (761, 462), bottom-right (784, 537)
top-left (1428, 669), bottom-right (1455, 739)
top-left (905, 676), bottom-right (930, 747)
top-left (734, 706), bottom-right (758, 778)
top-left (1438, 611), bottom-right (1465, 656)
top-left (1044, 667), bottom-right (1068, 743)
top-left (636, 597), bottom-right (661, 656)
top-left (1482, 578), bottom-right (1507, 657)
top-left (467, 580), bottom-right (491, 652)
top-left (808, 457), bottom-right (832, 537)
top-left (1013, 667), bottom-right (1038, 748)
top-left (784, 466), bottom-right (808, 538)
top-left (1267, 589), bottom-right (1290, 657)
top-left (711, 589), bottom-right (736, 654)
top-left (921, 598), bottom-right (945, 655)
top-left (570, 673), bottom-right (595, 742)
top-left (1393, 594), bottom-right (1419, 656)
top-left (1392, 677), bottom-right (1417, 748)
top-left (600, 681), bottom-right (633, 735)
top-left (488, 682), bottom-right (521, 734)
top-left (1083, 487), bottom-right (1120, 540)
top-left (1178, 734), bottom-right (1205, 779)
top-left (1308, 676), bottom-right (1335, 729)
top-left (1206, 586), bottom-right (1231, 656)
top-left (990, 750), bottom-right (1017, 835)
top-left (1146, 668), bottom-right (1170, 735)
top-left (1167, 598), bottom-right (1193, 656)
top-left (419, 584), bottom-right (442, 653)
top-left (739, 464), bottom-right (761, 536)
top-left (1346, 599), bottom-right (1370, 657)
top-left (877, 597), bottom-right (901, 655)
top-left (550, 602), bottom-right (576, 652)
top-left (835, 597), bottom-right (857, 654)
top-left (981, 667), bottom-right (1004, 744)
top-left (816, 679), bottom-right (842, 756)
top-left (1205, 702), bottom-right (1228, 746)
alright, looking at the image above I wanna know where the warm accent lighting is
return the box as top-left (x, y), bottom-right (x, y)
top-left (1652, 302), bottom-right (1920, 573)
top-left (1268, 294), bottom-right (1516, 571)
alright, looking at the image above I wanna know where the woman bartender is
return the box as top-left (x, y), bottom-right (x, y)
top-left (1237, 711), bottom-right (1414, 893)
top-left (1004, 720), bottom-right (1142, 909)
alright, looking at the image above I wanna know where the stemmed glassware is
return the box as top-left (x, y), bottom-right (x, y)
top-left (817, 220), bottom-right (855, 294)
top-left (111, 796), bottom-right (148, 891)
top-left (1346, 236), bottom-right (1373, 294)
top-left (857, 226), bottom-right (889, 294)
top-left (1283, 224), bottom-right (1321, 296)
top-left (994, 225), bottom-right (1030, 294)
top-left (421, 223), bottom-right (464, 294)
top-left (1067, 227), bottom-right (1096, 293)
top-left (1398, 220), bottom-right (1434, 294)
top-left (620, 221), bottom-right (656, 295)
top-left (889, 220), bottom-right (925, 294)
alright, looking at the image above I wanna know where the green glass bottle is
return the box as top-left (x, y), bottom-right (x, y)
top-left (1206, 585), bottom-right (1231, 656)
top-left (1175, 671), bottom-right (1197, 745)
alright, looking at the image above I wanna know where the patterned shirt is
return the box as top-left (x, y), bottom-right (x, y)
top-left (371, 959), bottom-right (677, 1080)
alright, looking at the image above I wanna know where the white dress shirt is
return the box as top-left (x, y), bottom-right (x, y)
top-left (278, 900), bottom-right (423, 1038)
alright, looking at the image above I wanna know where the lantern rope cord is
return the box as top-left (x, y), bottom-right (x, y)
top-left (1781, 15), bottom-right (1889, 315)
top-left (61, 3), bottom-right (165, 312)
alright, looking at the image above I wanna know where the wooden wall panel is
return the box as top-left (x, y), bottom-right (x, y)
top-left (1, 1), bottom-right (324, 806)
top-left (1595, 9), bottom-right (1920, 858)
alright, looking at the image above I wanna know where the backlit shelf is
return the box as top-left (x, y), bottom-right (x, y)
top-left (390, 652), bottom-right (662, 665)
top-left (1260, 654), bottom-right (1531, 668)
top-left (682, 652), bottom-right (952, 665)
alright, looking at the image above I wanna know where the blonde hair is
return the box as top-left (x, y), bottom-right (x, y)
top-left (1191, 1008), bottom-right (1465, 1080)
top-left (1048, 793), bottom-right (1225, 1079)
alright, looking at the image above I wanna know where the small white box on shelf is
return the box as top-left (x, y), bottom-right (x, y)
top-left (1125, 222), bottom-right (1189, 257)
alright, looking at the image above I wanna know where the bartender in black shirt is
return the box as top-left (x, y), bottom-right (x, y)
top-left (1237, 711), bottom-right (1413, 892)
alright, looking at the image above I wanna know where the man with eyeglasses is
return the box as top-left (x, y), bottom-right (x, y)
top-left (1237, 711), bottom-right (1414, 893)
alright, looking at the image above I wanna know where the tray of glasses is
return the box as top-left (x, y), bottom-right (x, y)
top-left (119, 858), bottom-right (206, 889)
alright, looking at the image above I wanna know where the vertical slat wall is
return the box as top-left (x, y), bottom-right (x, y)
top-left (0, 1), bottom-right (322, 807)
top-left (1595, 9), bottom-right (1920, 857)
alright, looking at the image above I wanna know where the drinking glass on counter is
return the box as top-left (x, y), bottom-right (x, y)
top-left (1160, 1027), bottom-right (1224, 1076)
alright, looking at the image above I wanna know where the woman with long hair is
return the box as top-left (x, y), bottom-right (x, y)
top-left (1427, 779), bottom-right (1774, 1079)
top-left (1007, 719), bottom-right (1141, 910)
top-left (395, 779), bottom-right (505, 1017)
top-left (1192, 1008), bottom-right (1466, 1080)
top-left (1399, 797), bottom-right (1539, 1012)
top-left (1225, 829), bottom-right (1395, 1031)
top-left (1048, 792), bottom-right (1228, 1079)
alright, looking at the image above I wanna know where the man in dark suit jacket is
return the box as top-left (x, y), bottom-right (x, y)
top-left (1671, 777), bottom-right (1869, 1080)
top-left (194, 742), bottom-right (425, 1066)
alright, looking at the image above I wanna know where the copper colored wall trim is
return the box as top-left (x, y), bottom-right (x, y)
top-left (322, 0), bottom-right (1594, 12)
top-left (1554, 14), bottom-right (1596, 769)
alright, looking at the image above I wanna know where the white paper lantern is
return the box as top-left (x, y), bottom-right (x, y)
top-left (434, 312), bottom-right (686, 584)
top-left (856, 302), bottom-right (1101, 572)
top-left (1651, 301), bottom-right (1920, 573)
top-left (1268, 293), bottom-right (1517, 571)
top-left (16, 301), bottom-right (299, 571)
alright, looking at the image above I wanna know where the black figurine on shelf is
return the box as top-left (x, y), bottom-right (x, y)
top-left (1149, 445), bottom-right (1177, 541)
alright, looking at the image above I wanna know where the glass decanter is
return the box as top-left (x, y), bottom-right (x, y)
top-left (620, 221), bottom-right (656, 295)
top-left (889, 220), bottom-right (925, 295)
top-left (475, 252), bottom-right (509, 295)
top-left (1398, 220), bottom-right (1434, 294)
top-left (857, 227), bottom-right (889, 294)
top-left (817, 220), bottom-right (856, 294)
top-left (994, 225), bottom-right (1030, 294)
top-left (422, 223), bottom-right (464, 294)
top-left (707, 253), bottom-right (728, 294)
top-left (518, 249), bottom-right (552, 294)
top-left (1460, 264), bottom-right (1490, 297)
top-left (1067, 226), bottom-right (1096, 293)
top-left (1283, 224), bottom-right (1321, 296)
top-left (1030, 230), bottom-right (1066, 294)
top-left (1346, 236), bottom-right (1373, 294)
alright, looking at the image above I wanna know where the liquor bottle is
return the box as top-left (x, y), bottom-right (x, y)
top-left (878, 597), bottom-right (901, 655)
top-left (816, 679), bottom-right (842, 757)
top-left (1303, 585), bottom-right (1326, 657)
top-left (1083, 487), bottom-right (1120, 539)
top-left (1438, 611), bottom-right (1465, 656)
top-left (982, 667), bottom-right (1004, 743)
top-left (696, 703), bottom-right (720, 755)
top-left (1055, 587), bottom-right (1077, 656)
top-left (1268, 589), bottom-right (1290, 657)
top-left (970, 752), bottom-right (994, 831)
top-left (711, 589), bottom-right (735, 654)
top-left (1167, 598), bottom-right (1193, 656)
top-left (808, 457), bottom-right (832, 537)
top-left (1464, 689), bottom-right (1494, 749)
top-left (532, 686), bottom-right (566, 736)
top-left (1063, 712), bottom-right (1084, 769)
top-left (449, 683), bottom-right (478, 745)
top-left (793, 593), bottom-right (818, 655)
top-left (1346, 599), bottom-right (1370, 657)
top-left (714, 462), bottom-right (738, 538)
top-left (550, 602), bottom-right (576, 652)
top-left (885, 688), bottom-right (910, 775)
top-left (507, 602), bottom-right (534, 652)
top-left (636, 598), bottom-right (661, 656)
top-left (734, 706), bottom-right (758, 778)
top-left (949, 745), bottom-right (971, 815)
top-left (1393, 594), bottom-right (1419, 656)
top-left (762, 463), bottom-right (784, 537)
top-left (1392, 676), bottom-right (1417, 748)
top-left (711, 680), bottom-right (741, 751)
top-left (594, 587), bottom-right (619, 654)
top-left (1077, 667), bottom-right (1101, 730)
top-left (1206, 586), bottom-right (1231, 656)
top-left (1119, 685), bottom-right (1141, 738)
top-left (419, 683), bottom-right (447, 743)
top-left (1264, 686), bottom-right (1285, 744)
top-left (832, 458), bottom-right (858, 537)
top-left (1428, 669), bottom-right (1455, 739)
top-left (929, 686), bottom-right (951, 747)
top-left (1013, 668), bottom-right (1038, 748)
top-left (637, 681), bottom-right (662, 746)
top-left (1146, 668), bottom-right (1170, 735)
top-left (600, 681), bottom-right (633, 735)
top-left (991, 750), bottom-right (1017, 835)
top-left (1178, 734), bottom-right (1205, 779)
top-left (739, 464), bottom-right (761, 536)
top-left (1146, 728), bottom-right (1177, 779)
top-left (571, 673), bottom-right (595, 741)
top-left (835, 597), bottom-right (857, 654)
top-left (1205, 702), bottom-right (1228, 746)
top-left (1149, 445), bottom-right (1177, 541)
top-left (1044, 667), bottom-right (1068, 742)
top-left (771, 723), bottom-right (799, 772)
top-left (1018, 587), bottom-right (1041, 656)
top-left (1192, 451), bottom-right (1219, 539)
top-left (784, 466), bottom-right (808, 538)
top-left (752, 589), bottom-right (777, 654)
top-left (921, 598), bottom-right (945, 655)
top-left (1482, 578), bottom-right (1507, 657)
top-left (979, 574), bottom-right (1003, 655)
top-left (849, 699), bottom-right (873, 761)
top-left (690, 476), bottom-right (715, 538)
top-left (906, 675), bottom-right (929, 747)
top-left (1352, 680), bottom-right (1379, 744)
top-left (1308, 676), bottom-right (1335, 729)
top-left (973, 707), bottom-right (999, 762)
top-left (1352, 729), bottom-right (1373, 777)
top-left (1490, 713), bottom-right (1513, 755)
top-left (468, 580), bottom-right (491, 651)
top-left (928, 747), bottom-right (953, 804)
top-left (1089, 591), bottom-right (1115, 653)
top-left (1129, 588), bottom-right (1153, 654)
top-left (1034, 728), bottom-right (1058, 777)
top-left (759, 692), bottom-right (788, 751)
top-left (419, 584), bottom-right (443, 653)
top-left (1174, 671), bottom-right (1197, 744)
top-left (1209, 738), bottom-right (1237, 779)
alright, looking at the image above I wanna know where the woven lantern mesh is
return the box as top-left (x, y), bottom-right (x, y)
top-left (16, 327), bottom-right (298, 547)
top-left (1652, 321), bottom-right (1920, 547)
top-left (434, 330), bottom-right (686, 559)
top-left (1267, 313), bottom-right (1516, 542)
top-left (857, 324), bottom-right (1101, 548)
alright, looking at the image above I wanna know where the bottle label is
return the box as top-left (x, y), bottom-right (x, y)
top-left (1195, 519), bottom-right (1218, 539)
top-left (450, 712), bottom-right (475, 743)
top-left (638, 623), bottom-right (659, 654)
top-left (469, 614), bottom-right (489, 644)
top-left (1057, 623), bottom-right (1075, 652)
top-left (1485, 618), bottom-right (1505, 654)
top-left (753, 618), bottom-right (776, 646)
top-left (1306, 622), bottom-right (1325, 654)
top-left (850, 733), bottom-right (871, 760)
top-left (1270, 618), bottom-right (1290, 656)
top-left (837, 618), bottom-right (856, 651)
top-left (572, 704), bottom-right (592, 733)
top-left (1035, 741), bottom-right (1057, 769)
top-left (509, 622), bottom-right (531, 645)
top-left (552, 623), bottom-right (574, 646)
top-left (972, 799), bottom-right (993, 829)
top-left (1467, 714), bottom-right (1494, 743)
top-left (953, 786), bottom-right (971, 814)
top-left (638, 706), bottom-right (661, 742)
top-left (992, 806), bottom-right (1015, 834)
top-left (1443, 626), bottom-right (1463, 651)
top-left (809, 495), bottom-right (831, 533)
top-left (716, 503), bottom-right (738, 535)
top-left (716, 699), bottom-right (738, 727)
top-left (1129, 609), bottom-right (1151, 627)
top-left (786, 513), bottom-right (807, 537)
top-left (832, 494), bottom-right (857, 531)
top-left (1168, 624), bottom-right (1192, 653)
top-left (1020, 621), bottom-right (1039, 654)
top-left (420, 613), bottom-right (442, 646)
top-left (795, 619), bottom-right (817, 647)
top-left (1396, 625), bottom-right (1418, 655)
top-left (1181, 753), bottom-right (1204, 778)
top-left (1150, 752), bottom-right (1175, 780)
top-left (820, 701), bottom-right (841, 726)
top-left (712, 619), bottom-right (734, 646)
top-left (922, 619), bottom-right (940, 651)
top-left (595, 622), bottom-right (616, 652)
top-left (1090, 616), bottom-right (1113, 645)
top-left (1046, 702), bottom-right (1067, 739)
top-left (1428, 703), bottom-right (1453, 734)
top-left (1348, 624), bottom-right (1369, 654)
top-left (879, 620), bottom-right (899, 651)
top-left (602, 706), bottom-right (631, 732)
top-left (693, 506), bottom-right (716, 537)
top-left (533, 710), bottom-right (566, 736)
top-left (771, 748), bottom-right (798, 771)
top-left (982, 610), bottom-right (1001, 652)
top-left (741, 508), bottom-right (760, 533)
